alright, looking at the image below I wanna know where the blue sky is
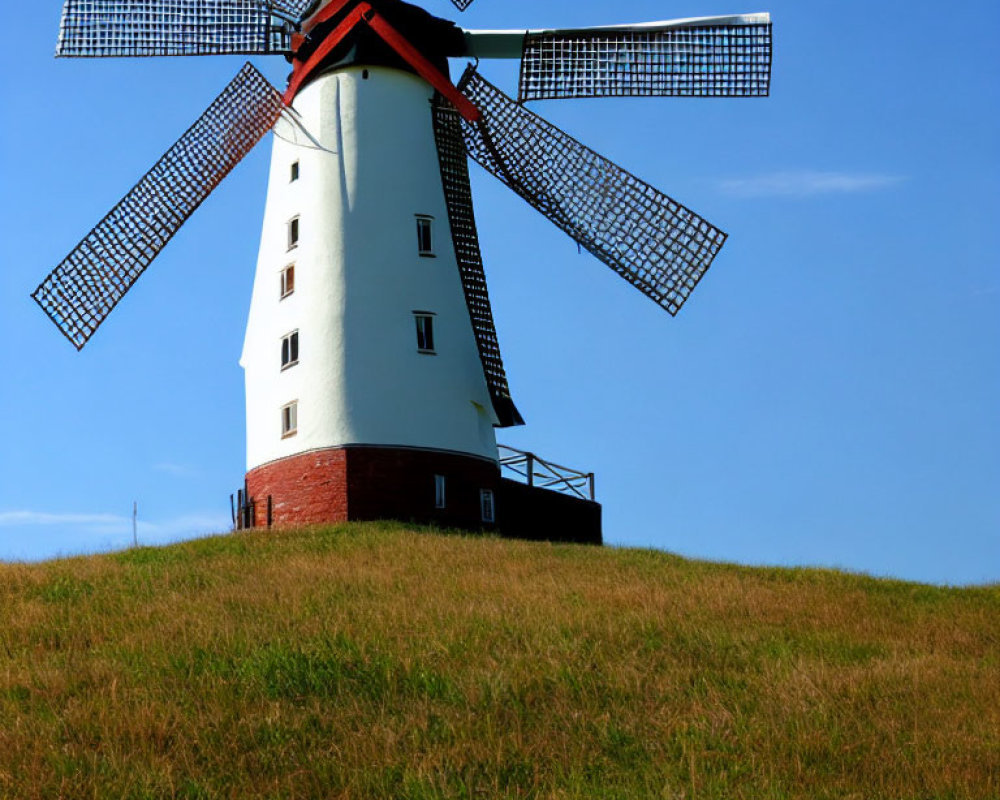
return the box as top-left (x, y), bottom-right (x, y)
top-left (1, 0), bottom-right (997, 585)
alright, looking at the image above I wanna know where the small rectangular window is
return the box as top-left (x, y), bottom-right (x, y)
top-left (281, 401), bottom-right (298, 438)
top-left (416, 215), bottom-right (434, 257)
top-left (480, 489), bottom-right (495, 523)
top-left (434, 474), bottom-right (446, 509)
top-left (290, 161), bottom-right (299, 182)
top-left (281, 330), bottom-right (299, 369)
top-left (287, 216), bottom-right (299, 250)
top-left (280, 264), bottom-right (295, 299)
top-left (414, 313), bottom-right (435, 353)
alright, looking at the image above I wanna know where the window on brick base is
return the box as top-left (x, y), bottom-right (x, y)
top-left (480, 489), bottom-right (495, 523)
top-left (281, 401), bottom-right (298, 438)
top-left (434, 474), bottom-right (446, 509)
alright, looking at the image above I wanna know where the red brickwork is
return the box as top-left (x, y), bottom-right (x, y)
top-left (246, 446), bottom-right (500, 530)
top-left (245, 446), bottom-right (602, 544)
top-left (246, 448), bottom-right (349, 527)
top-left (345, 447), bottom-right (499, 530)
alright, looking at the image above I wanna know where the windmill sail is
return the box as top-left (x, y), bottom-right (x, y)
top-left (457, 67), bottom-right (727, 317)
top-left (432, 100), bottom-right (523, 428)
top-left (464, 14), bottom-right (771, 101)
top-left (32, 63), bottom-right (283, 349)
top-left (55, 0), bottom-right (308, 57)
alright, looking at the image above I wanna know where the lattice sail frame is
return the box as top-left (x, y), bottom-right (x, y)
top-left (432, 100), bottom-right (523, 428)
top-left (55, 0), bottom-right (309, 57)
top-left (271, 0), bottom-right (315, 17)
top-left (32, 63), bottom-right (284, 349)
top-left (519, 16), bottom-right (772, 101)
top-left (458, 68), bottom-right (727, 317)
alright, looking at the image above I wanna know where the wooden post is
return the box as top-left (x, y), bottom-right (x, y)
top-left (243, 481), bottom-right (251, 530)
top-left (526, 452), bottom-right (534, 487)
top-left (588, 473), bottom-right (596, 501)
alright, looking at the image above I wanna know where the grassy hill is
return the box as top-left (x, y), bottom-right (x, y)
top-left (1, 523), bottom-right (997, 799)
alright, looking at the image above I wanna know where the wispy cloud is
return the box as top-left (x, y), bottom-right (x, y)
top-left (719, 170), bottom-right (905, 198)
top-left (0, 510), bottom-right (124, 528)
top-left (0, 510), bottom-right (227, 533)
top-left (153, 462), bottom-right (200, 478)
top-left (0, 509), bottom-right (232, 561)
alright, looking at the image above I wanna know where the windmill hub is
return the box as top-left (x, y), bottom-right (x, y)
top-left (35, 0), bottom-right (773, 542)
top-left (283, 0), bottom-right (476, 118)
top-left (292, 0), bottom-right (463, 79)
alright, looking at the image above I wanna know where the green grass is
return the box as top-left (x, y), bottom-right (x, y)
top-left (1, 522), bottom-right (997, 799)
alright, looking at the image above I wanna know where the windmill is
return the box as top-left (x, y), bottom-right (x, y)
top-left (32, 0), bottom-right (773, 541)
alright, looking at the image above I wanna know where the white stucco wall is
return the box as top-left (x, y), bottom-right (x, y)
top-left (241, 66), bottom-right (499, 471)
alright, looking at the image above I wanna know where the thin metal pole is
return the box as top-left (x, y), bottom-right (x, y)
top-left (132, 501), bottom-right (138, 547)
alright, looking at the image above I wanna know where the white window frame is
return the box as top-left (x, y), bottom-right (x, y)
top-left (413, 312), bottom-right (436, 354)
top-left (287, 215), bottom-right (300, 251)
top-left (480, 489), bottom-right (495, 523)
top-left (281, 401), bottom-right (298, 438)
top-left (290, 160), bottom-right (300, 182)
top-left (280, 264), bottom-right (295, 299)
top-left (434, 474), bottom-right (446, 509)
top-left (280, 330), bottom-right (299, 370)
top-left (415, 215), bottom-right (435, 257)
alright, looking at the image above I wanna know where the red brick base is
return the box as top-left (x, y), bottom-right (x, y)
top-left (244, 445), bottom-right (602, 544)
top-left (246, 448), bottom-right (350, 527)
top-left (246, 446), bottom-right (500, 531)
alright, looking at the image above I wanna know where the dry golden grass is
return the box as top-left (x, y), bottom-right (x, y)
top-left (1, 522), bottom-right (997, 799)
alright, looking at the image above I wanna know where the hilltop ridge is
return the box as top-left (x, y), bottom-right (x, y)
top-left (1, 523), bottom-right (997, 798)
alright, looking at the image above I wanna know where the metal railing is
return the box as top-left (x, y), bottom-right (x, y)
top-left (498, 445), bottom-right (596, 501)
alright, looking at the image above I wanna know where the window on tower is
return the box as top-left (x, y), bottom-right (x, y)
top-left (281, 330), bottom-right (299, 369)
top-left (434, 475), bottom-right (446, 509)
top-left (415, 215), bottom-right (434, 257)
top-left (413, 313), bottom-right (435, 353)
top-left (290, 161), bottom-right (299, 182)
top-left (287, 216), bottom-right (299, 250)
top-left (280, 264), bottom-right (295, 299)
top-left (281, 401), bottom-right (298, 438)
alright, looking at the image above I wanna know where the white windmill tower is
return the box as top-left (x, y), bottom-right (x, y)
top-left (33, 0), bottom-right (772, 541)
